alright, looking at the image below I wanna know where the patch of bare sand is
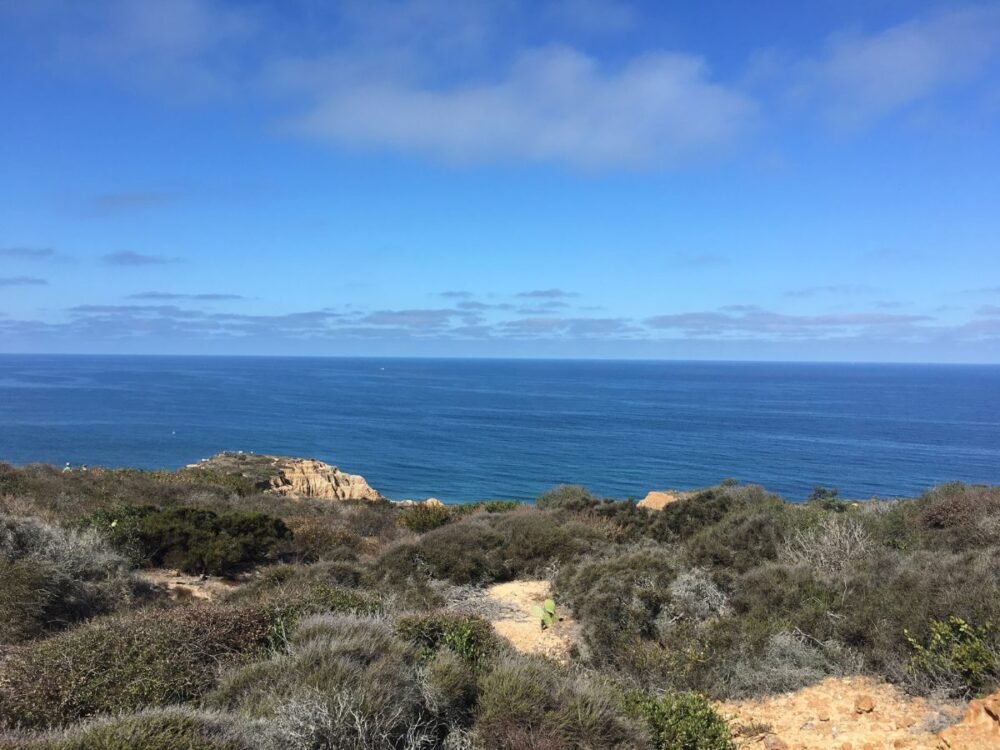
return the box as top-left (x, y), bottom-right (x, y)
top-left (139, 568), bottom-right (243, 601)
top-left (484, 580), bottom-right (578, 663)
top-left (718, 676), bottom-right (970, 750)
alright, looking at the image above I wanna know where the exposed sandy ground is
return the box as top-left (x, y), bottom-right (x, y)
top-left (482, 580), bottom-right (578, 664)
top-left (139, 568), bottom-right (243, 601)
top-left (718, 675), bottom-right (973, 750)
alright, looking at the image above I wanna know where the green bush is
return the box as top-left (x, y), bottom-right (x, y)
top-left (555, 547), bottom-right (677, 670)
top-left (0, 604), bottom-right (275, 730)
top-left (536, 484), bottom-right (600, 511)
top-left (906, 616), bottom-right (1000, 696)
top-left (284, 516), bottom-right (362, 563)
top-left (397, 502), bottom-right (454, 533)
top-left (396, 613), bottom-right (502, 666)
top-left (0, 515), bottom-right (142, 643)
top-left (377, 511), bottom-right (598, 587)
top-left (2, 709), bottom-right (250, 750)
top-left (85, 505), bottom-right (291, 577)
top-left (623, 691), bottom-right (734, 750)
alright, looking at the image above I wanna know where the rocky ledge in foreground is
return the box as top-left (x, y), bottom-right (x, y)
top-left (187, 452), bottom-right (382, 501)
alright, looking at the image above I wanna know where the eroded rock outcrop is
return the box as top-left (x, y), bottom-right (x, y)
top-left (638, 489), bottom-right (695, 511)
top-left (263, 457), bottom-right (381, 501)
top-left (937, 689), bottom-right (1000, 748)
top-left (190, 453), bottom-right (382, 501)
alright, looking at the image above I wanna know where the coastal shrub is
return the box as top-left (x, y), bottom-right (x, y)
top-left (916, 483), bottom-right (1000, 549)
top-left (422, 649), bottom-right (479, 726)
top-left (397, 502), bottom-right (454, 533)
top-left (0, 515), bottom-right (141, 643)
top-left (0, 464), bottom-right (255, 522)
top-left (623, 691), bottom-right (734, 750)
top-left (1, 709), bottom-right (251, 750)
top-left (707, 629), bottom-right (860, 699)
top-left (376, 520), bottom-right (506, 585)
top-left (656, 484), bottom-right (778, 542)
top-left (209, 615), bottom-right (435, 748)
top-left (536, 484), bottom-right (600, 511)
top-left (283, 516), bottom-right (361, 563)
top-left (683, 498), bottom-right (792, 576)
top-left (473, 654), bottom-right (646, 749)
top-left (555, 547), bottom-right (677, 673)
top-left (85, 505), bottom-right (292, 576)
top-left (0, 604), bottom-right (275, 729)
top-left (779, 515), bottom-right (874, 584)
top-left (377, 511), bottom-right (600, 587)
top-left (396, 613), bottom-right (502, 666)
top-left (905, 616), bottom-right (1000, 696)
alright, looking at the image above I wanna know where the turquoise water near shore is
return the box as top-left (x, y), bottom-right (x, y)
top-left (0, 355), bottom-right (998, 502)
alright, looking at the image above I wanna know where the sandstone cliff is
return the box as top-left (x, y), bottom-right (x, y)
top-left (189, 452), bottom-right (382, 501)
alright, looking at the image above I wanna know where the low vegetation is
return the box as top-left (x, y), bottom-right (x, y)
top-left (1, 461), bottom-right (998, 748)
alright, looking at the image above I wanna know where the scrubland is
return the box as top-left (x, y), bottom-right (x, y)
top-left (1, 462), bottom-right (998, 749)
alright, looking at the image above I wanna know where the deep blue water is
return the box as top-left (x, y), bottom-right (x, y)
top-left (0, 355), bottom-right (998, 502)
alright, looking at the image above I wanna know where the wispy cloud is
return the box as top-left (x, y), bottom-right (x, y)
top-left (797, 6), bottom-right (1000, 128)
top-left (645, 308), bottom-right (933, 338)
top-left (85, 190), bottom-right (180, 217)
top-left (0, 247), bottom-right (58, 260)
top-left (515, 288), bottom-right (579, 299)
top-left (126, 291), bottom-right (243, 301)
top-left (784, 284), bottom-right (879, 298)
top-left (103, 251), bottom-right (180, 266)
top-left (0, 276), bottom-right (47, 287)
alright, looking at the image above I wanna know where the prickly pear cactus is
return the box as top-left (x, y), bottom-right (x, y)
top-left (532, 598), bottom-right (557, 629)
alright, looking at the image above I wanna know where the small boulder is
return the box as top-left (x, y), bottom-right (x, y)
top-left (855, 694), bottom-right (876, 714)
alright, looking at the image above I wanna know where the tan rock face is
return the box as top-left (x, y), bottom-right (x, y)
top-left (937, 689), bottom-right (1000, 748)
top-left (264, 458), bottom-right (381, 501)
top-left (638, 489), bottom-right (695, 511)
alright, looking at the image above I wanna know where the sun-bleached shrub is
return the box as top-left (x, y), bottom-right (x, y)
top-left (0, 514), bottom-right (141, 643)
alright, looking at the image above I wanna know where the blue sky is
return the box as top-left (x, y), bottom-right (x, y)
top-left (1, 0), bottom-right (999, 362)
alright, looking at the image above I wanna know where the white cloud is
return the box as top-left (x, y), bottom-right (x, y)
top-left (799, 6), bottom-right (1000, 128)
top-left (274, 45), bottom-right (756, 168)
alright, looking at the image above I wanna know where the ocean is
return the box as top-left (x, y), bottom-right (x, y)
top-left (0, 355), bottom-right (998, 502)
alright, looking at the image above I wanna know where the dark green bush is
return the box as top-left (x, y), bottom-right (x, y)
top-left (556, 547), bottom-right (678, 671)
top-left (377, 511), bottom-right (598, 587)
top-left (85, 505), bottom-right (291, 577)
top-left (377, 520), bottom-right (506, 585)
top-left (623, 691), bottom-right (734, 750)
top-left (396, 613), bottom-right (503, 666)
top-left (0, 604), bottom-right (275, 729)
